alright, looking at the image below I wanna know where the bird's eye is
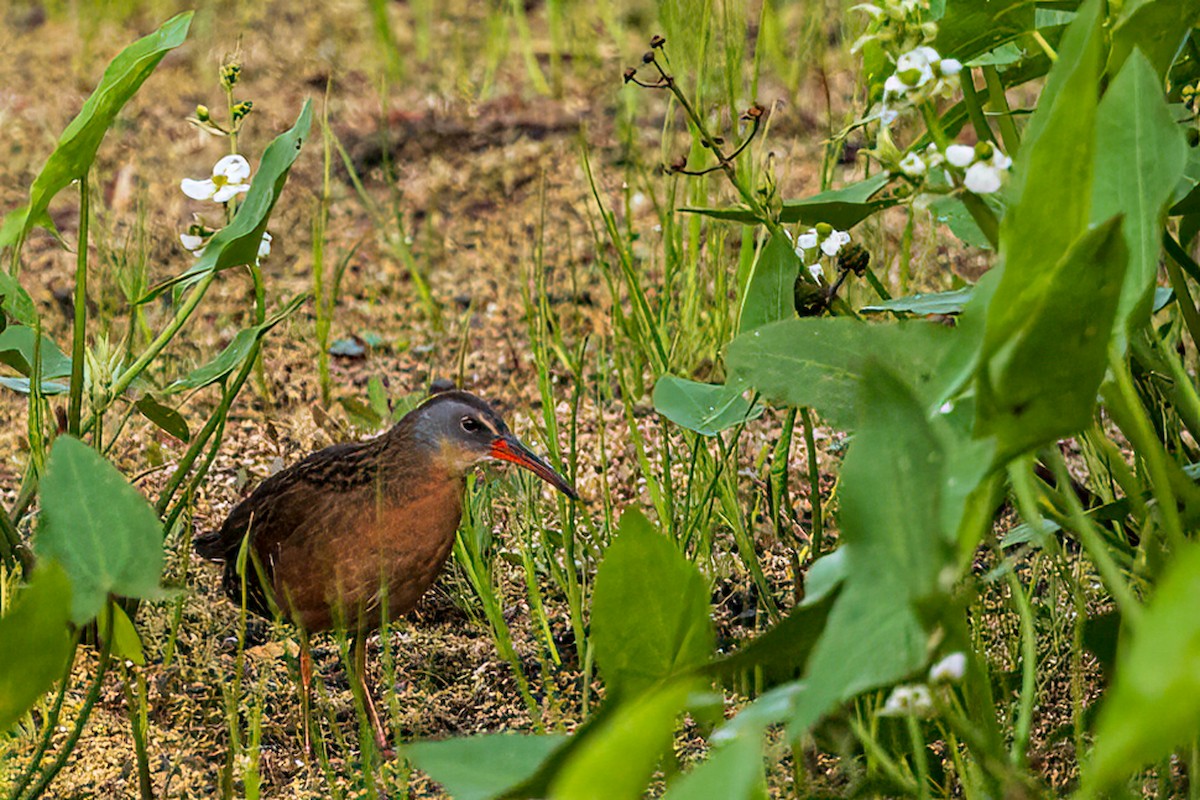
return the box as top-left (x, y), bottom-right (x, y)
top-left (460, 416), bottom-right (481, 433)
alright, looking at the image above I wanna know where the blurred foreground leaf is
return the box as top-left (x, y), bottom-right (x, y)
top-left (405, 733), bottom-right (567, 800)
top-left (0, 563), bottom-right (73, 732)
top-left (1082, 544), bottom-right (1200, 794)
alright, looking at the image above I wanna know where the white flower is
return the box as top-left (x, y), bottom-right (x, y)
top-left (990, 151), bottom-right (1013, 171)
top-left (180, 231), bottom-right (207, 257)
top-left (879, 684), bottom-right (933, 717)
top-left (899, 151), bottom-right (927, 177)
top-left (945, 144), bottom-right (975, 168)
top-left (895, 47), bottom-right (936, 88)
top-left (797, 230), bottom-right (819, 251)
top-left (820, 229), bottom-right (851, 257)
top-left (883, 74), bottom-right (908, 99)
top-left (924, 144), bottom-right (945, 168)
top-left (181, 154), bottom-right (252, 203)
top-left (939, 58), bottom-right (962, 77)
top-left (257, 231), bottom-right (272, 259)
top-left (929, 652), bottom-right (967, 683)
top-left (965, 161), bottom-right (1004, 194)
top-left (808, 262), bottom-right (825, 281)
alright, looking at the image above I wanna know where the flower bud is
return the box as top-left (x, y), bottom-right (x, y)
top-left (195, 104), bottom-right (211, 122)
top-left (220, 62), bottom-right (241, 89)
top-left (974, 141), bottom-right (995, 161)
top-left (231, 100), bottom-right (254, 122)
top-left (815, 222), bottom-right (833, 238)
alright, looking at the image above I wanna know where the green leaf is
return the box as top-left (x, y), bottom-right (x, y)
top-left (21, 13), bottom-right (192, 241)
top-left (166, 293), bottom-right (307, 392)
top-left (0, 562), bottom-right (74, 732)
top-left (935, 0), bottom-right (1035, 64)
top-left (862, 287), bottom-right (974, 316)
top-left (662, 735), bottom-right (764, 800)
top-left (682, 173), bottom-right (895, 229)
top-left (0, 325), bottom-right (73, 379)
top-left (789, 362), bottom-right (951, 738)
top-left (405, 733), bottom-right (567, 800)
top-left (590, 509), bottom-right (714, 700)
top-left (928, 195), bottom-right (998, 250)
top-left (1092, 50), bottom-right (1189, 336)
top-left (0, 377), bottom-right (68, 395)
top-left (1082, 543), bottom-right (1200, 793)
top-left (0, 268), bottom-right (37, 327)
top-left (35, 436), bottom-right (165, 624)
top-left (652, 376), bottom-right (763, 437)
top-left (135, 395), bottom-right (190, 442)
top-left (97, 602), bottom-right (145, 666)
top-left (143, 101), bottom-right (313, 300)
top-left (977, 217), bottom-right (1127, 459)
top-left (551, 680), bottom-right (694, 800)
top-left (995, 0), bottom-right (1102, 320)
top-left (1107, 0), bottom-right (1200, 80)
top-left (725, 318), bottom-right (955, 430)
top-left (739, 233), bottom-right (801, 332)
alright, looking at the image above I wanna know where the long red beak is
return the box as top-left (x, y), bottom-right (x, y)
top-left (490, 435), bottom-right (579, 500)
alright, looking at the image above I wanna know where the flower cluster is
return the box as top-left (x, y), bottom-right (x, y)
top-left (794, 223), bottom-right (852, 281)
top-left (878, 652), bottom-right (967, 718)
top-left (879, 45), bottom-right (962, 125)
top-left (896, 141), bottom-right (1011, 195)
top-left (852, 0), bottom-right (939, 64)
top-left (179, 154), bottom-right (271, 262)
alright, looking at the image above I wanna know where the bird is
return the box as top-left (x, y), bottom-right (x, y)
top-left (194, 388), bottom-right (578, 754)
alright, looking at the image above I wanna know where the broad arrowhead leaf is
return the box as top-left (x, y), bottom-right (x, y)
top-left (22, 13), bottom-right (192, 241)
top-left (739, 233), bottom-right (801, 333)
top-left (652, 375), bottom-right (762, 436)
top-left (590, 509), bottom-right (713, 700)
top-left (726, 318), bottom-right (955, 430)
top-left (0, 562), bottom-right (73, 732)
top-left (862, 287), bottom-right (974, 316)
top-left (35, 436), bottom-right (165, 624)
top-left (682, 173), bottom-right (895, 230)
top-left (1092, 50), bottom-right (1188, 337)
top-left (977, 217), bottom-right (1127, 459)
top-left (0, 325), bottom-right (73, 380)
top-left (789, 362), bottom-right (952, 738)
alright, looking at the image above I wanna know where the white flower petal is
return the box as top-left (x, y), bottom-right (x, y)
top-left (991, 151), bottom-right (1013, 170)
top-left (808, 263), bottom-right (824, 281)
top-left (181, 177), bottom-right (216, 200)
top-left (820, 230), bottom-right (850, 257)
top-left (929, 652), bottom-right (967, 683)
top-left (179, 233), bottom-right (205, 250)
top-left (258, 232), bottom-right (273, 258)
top-left (939, 58), bottom-right (962, 76)
top-left (797, 231), bottom-right (819, 250)
top-left (213, 154), bottom-right (251, 183)
top-left (945, 144), bottom-right (976, 168)
top-left (916, 46), bottom-right (942, 65)
top-left (899, 152), bottom-right (927, 176)
top-left (880, 107), bottom-right (899, 126)
top-left (965, 162), bottom-right (1003, 194)
top-left (883, 74), bottom-right (908, 97)
top-left (212, 183), bottom-right (249, 204)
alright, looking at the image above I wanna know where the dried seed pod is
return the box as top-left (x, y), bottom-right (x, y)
top-left (837, 243), bottom-right (871, 276)
top-left (650, 34), bottom-right (666, 49)
top-left (623, 67), bottom-right (637, 83)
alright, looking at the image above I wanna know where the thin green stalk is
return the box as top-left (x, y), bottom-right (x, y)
top-left (120, 663), bottom-right (154, 800)
top-left (1102, 349), bottom-right (1185, 556)
top-left (22, 604), bottom-right (114, 800)
top-left (1044, 448), bottom-right (1142, 626)
top-left (1164, 247), bottom-right (1200, 351)
top-left (84, 271), bottom-right (217, 435)
top-left (800, 407), bottom-right (824, 562)
top-left (68, 172), bottom-right (89, 437)
top-left (1002, 565), bottom-right (1036, 767)
top-left (960, 68), bottom-right (996, 145)
top-left (981, 66), bottom-right (1021, 155)
top-left (906, 713), bottom-right (932, 800)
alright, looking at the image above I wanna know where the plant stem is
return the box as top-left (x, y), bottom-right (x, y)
top-left (981, 66), bottom-right (1021, 155)
top-left (800, 407), bottom-right (824, 562)
top-left (68, 172), bottom-right (89, 437)
top-left (22, 604), bottom-right (114, 800)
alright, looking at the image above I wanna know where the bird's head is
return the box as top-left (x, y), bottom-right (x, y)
top-left (403, 390), bottom-right (578, 500)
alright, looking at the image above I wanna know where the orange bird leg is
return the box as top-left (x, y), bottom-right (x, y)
top-left (299, 634), bottom-right (314, 758)
top-left (352, 632), bottom-right (392, 757)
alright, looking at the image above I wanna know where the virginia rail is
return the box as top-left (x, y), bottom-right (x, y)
top-left (195, 389), bottom-right (577, 753)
